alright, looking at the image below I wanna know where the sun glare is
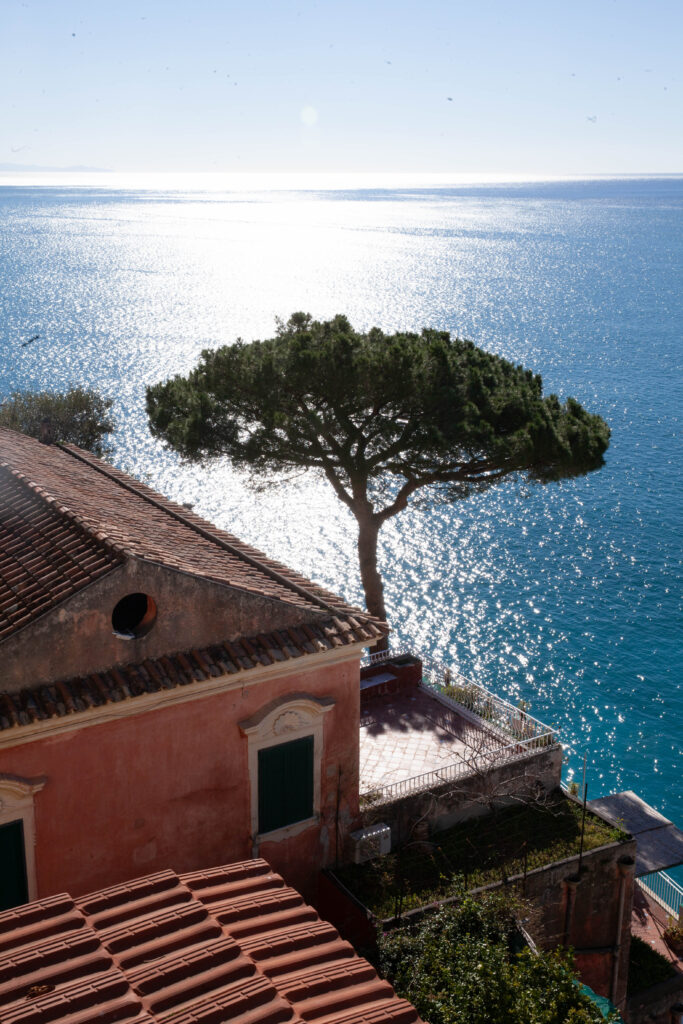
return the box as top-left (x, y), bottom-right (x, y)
top-left (300, 106), bottom-right (319, 128)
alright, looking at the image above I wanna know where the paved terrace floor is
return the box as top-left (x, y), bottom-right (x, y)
top-left (359, 688), bottom-right (506, 795)
top-left (631, 884), bottom-right (683, 972)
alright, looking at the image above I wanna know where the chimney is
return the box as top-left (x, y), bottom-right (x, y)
top-left (39, 417), bottom-right (53, 445)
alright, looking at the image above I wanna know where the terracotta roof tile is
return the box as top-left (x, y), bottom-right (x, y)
top-left (0, 861), bottom-right (420, 1024)
top-left (0, 464), bottom-right (122, 640)
top-left (0, 608), bottom-right (381, 734)
top-left (0, 431), bottom-right (387, 644)
top-left (99, 905), bottom-right (217, 963)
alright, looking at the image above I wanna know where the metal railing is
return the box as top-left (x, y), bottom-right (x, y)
top-left (360, 647), bottom-right (559, 802)
top-left (361, 647), bottom-right (409, 668)
top-left (361, 733), bottom-right (555, 805)
top-left (362, 647), bottom-right (558, 748)
top-left (637, 870), bottom-right (683, 923)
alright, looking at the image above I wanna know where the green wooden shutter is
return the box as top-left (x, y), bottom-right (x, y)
top-left (258, 736), bottom-right (314, 834)
top-left (0, 820), bottom-right (28, 911)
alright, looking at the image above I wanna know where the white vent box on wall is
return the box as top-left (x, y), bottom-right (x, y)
top-left (349, 823), bottom-right (391, 864)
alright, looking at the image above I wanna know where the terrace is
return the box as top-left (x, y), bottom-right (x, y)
top-left (359, 650), bottom-right (559, 804)
top-left (336, 794), bottom-right (625, 920)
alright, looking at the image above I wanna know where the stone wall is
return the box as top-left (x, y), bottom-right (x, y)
top-left (627, 973), bottom-right (683, 1024)
top-left (360, 744), bottom-right (563, 842)
top-left (519, 841), bottom-right (637, 1011)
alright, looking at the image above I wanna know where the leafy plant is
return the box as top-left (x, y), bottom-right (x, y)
top-left (379, 884), bottom-right (613, 1023)
top-left (663, 918), bottom-right (683, 951)
top-left (444, 683), bottom-right (495, 722)
top-left (0, 387), bottom-right (115, 457)
top-left (627, 935), bottom-right (677, 995)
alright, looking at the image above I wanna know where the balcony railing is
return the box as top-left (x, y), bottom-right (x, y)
top-left (360, 647), bottom-right (559, 803)
top-left (637, 870), bottom-right (683, 923)
top-left (361, 732), bottom-right (557, 805)
top-left (362, 647), bottom-right (558, 748)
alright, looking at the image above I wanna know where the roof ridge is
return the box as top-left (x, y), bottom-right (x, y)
top-left (0, 461), bottom-right (129, 561)
top-left (56, 443), bottom-right (364, 622)
top-left (0, 614), bottom-right (387, 727)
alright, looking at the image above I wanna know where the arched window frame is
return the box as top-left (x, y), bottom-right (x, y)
top-left (0, 774), bottom-right (46, 902)
top-left (239, 693), bottom-right (335, 847)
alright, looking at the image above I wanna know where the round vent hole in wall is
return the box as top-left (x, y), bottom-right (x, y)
top-left (112, 593), bottom-right (157, 639)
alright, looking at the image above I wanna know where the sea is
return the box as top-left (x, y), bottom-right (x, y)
top-left (1, 174), bottom-right (681, 841)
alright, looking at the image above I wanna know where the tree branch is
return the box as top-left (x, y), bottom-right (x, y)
top-left (375, 460), bottom-right (514, 522)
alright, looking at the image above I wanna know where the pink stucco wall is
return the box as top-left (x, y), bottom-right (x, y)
top-left (1, 655), bottom-right (361, 901)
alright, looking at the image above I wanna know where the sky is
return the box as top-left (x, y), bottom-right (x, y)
top-left (1, 0), bottom-right (681, 176)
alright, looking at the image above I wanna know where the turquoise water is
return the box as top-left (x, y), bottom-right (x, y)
top-left (1, 177), bottom-right (681, 831)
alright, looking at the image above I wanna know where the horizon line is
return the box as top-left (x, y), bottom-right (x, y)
top-left (0, 169), bottom-right (682, 191)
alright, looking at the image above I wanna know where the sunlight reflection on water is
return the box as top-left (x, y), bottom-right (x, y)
top-left (1, 179), bottom-right (681, 830)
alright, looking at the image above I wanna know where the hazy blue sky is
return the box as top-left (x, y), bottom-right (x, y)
top-left (2, 0), bottom-right (681, 175)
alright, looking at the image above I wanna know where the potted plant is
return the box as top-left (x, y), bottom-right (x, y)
top-left (663, 917), bottom-right (683, 956)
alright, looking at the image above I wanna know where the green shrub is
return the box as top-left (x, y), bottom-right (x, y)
top-left (628, 934), bottom-right (677, 995)
top-left (0, 388), bottom-right (115, 457)
top-left (379, 885), bottom-right (615, 1024)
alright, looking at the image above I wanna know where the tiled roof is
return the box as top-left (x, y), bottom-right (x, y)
top-left (0, 466), bottom-right (123, 641)
top-left (0, 429), bottom-right (386, 641)
top-left (0, 616), bottom-right (383, 732)
top-left (0, 859), bottom-right (420, 1024)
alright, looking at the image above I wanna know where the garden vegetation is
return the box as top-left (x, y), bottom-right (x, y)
top-left (378, 884), bottom-right (617, 1024)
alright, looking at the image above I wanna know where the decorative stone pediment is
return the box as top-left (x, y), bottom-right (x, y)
top-left (273, 711), bottom-right (304, 735)
top-left (0, 773), bottom-right (46, 803)
top-left (239, 693), bottom-right (335, 741)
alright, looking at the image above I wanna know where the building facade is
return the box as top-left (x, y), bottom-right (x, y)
top-left (0, 428), bottom-right (386, 907)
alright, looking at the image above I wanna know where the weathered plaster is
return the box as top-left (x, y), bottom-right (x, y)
top-left (1, 556), bottom-right (333, 691)
top-left (0, 654), bottom-right (361, 902)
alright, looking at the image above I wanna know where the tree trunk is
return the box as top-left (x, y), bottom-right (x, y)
top-left (356, 511), bottom-right (389, 651)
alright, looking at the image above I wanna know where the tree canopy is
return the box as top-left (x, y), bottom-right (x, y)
top-left (0, 387), bottom-right (115, 457)
top-left (378, 884), bottom-right (616, 1024)
top-left (146, 313), bottom-right (610, 627)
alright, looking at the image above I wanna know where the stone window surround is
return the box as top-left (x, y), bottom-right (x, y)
top-left (0, 774), bottom-right (46, 902)
top-left (239, 693), bottom-right (335, 849)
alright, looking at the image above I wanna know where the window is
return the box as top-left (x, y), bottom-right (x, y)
top-left (258, 736), bottom-right (314, 834)
top-left (0, 820), bottom-right (29, 911)
top-left (112, 592), bottom-right (157, 639)
top-left (240, 693), bottom-right (335, 843)
top-left (0, 775), bottom-right (45, 906)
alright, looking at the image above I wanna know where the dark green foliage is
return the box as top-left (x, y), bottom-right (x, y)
top-left (147, 312), bottom-right (609, 484)
top-left (379, 885), bottom-right (612, 1024)
top-left (627, 935), bottom-right (677, 995)
top-left (146, 313), bottom-right (610, 620)
top-left (336, 796), bottom-right (626, 919)
top-left (0, 388), bottom-right (115, 457)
